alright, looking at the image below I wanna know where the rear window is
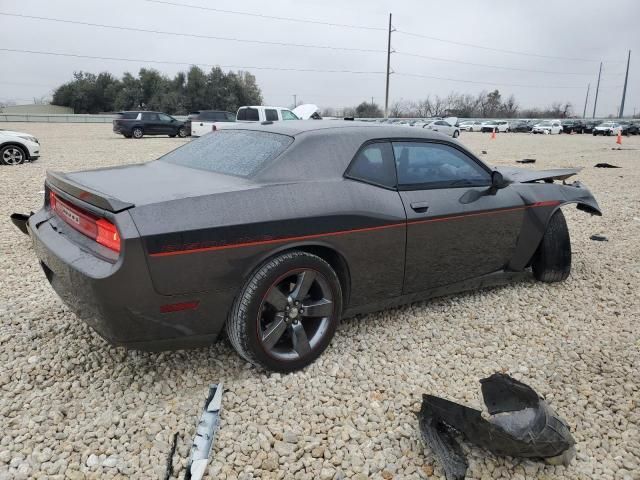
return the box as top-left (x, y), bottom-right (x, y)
top-left (237, 108), bottom-right (259, 121)
top-left (117, 112), bottom-right (139, 119)
top-left (159, 130), bottom-right (293, 177)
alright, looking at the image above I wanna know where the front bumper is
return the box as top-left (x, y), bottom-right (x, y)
top-left (22, 140), bottom-right (40, 159)
top-left (26, 206), bottom-right (229, 350)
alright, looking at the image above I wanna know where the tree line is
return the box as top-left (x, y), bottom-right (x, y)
top-left (47, 68), bottom-right (605, 119)
top-left (51, 66), bottom-right (262, 114)
top-left (325, 90), bottom-right (576, 119)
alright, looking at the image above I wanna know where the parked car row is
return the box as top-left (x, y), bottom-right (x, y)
top-left (113, 106), bottom-right (301, 139)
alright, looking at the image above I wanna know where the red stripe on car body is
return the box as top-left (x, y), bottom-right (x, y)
top-left (149, 201), bottom-right (561, 257)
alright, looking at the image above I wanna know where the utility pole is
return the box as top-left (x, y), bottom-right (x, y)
top-left (618, 50), bottom-right (631, 118)
top-left (371, 96), bottom-right (374, 105)
top-left (384, 13), bottom-right (393, 118)
top-left (293, 94), bottom-right (297, 108)
top-left (582, 83), bottom-right (590, 119)
top-left (592, 62), bottom-right (602, 118)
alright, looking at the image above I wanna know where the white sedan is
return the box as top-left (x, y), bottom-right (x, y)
top-left (0, 129), bottom-right (40, 165)
top-left (481, 120), bottom-right (510, 133)
top-left (423, 119), bottom-right (461, 138)
top-left (459, 120), bottom-right (483, 132)
top-left (592, 122), bottom-right (622, 136)
top-left (532, 120), bottom-right (562, 135)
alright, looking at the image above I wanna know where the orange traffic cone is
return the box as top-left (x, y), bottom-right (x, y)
top-left (491, 128), bottom-right (496, 140)
top-left (616, 130), bottom-right (622, 145)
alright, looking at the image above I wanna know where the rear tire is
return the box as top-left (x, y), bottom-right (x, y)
top-left (226, 251), bottom-right (342, 372)
top-left (452, 130), bottom-right (460, 138)
top-left (132, 127), bottom-right (143, 139)
top-left (532, 210), bottom-right (571, 283)
top-left (177, 127), bottom-right (187, 138)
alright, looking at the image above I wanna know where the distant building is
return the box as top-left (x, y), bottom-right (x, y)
top-left (0, 104), bottom-right (74, 114)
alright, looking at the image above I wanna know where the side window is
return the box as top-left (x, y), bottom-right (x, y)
top-left (158, 113), bottom-right (172, 122)
top-left (346, 142), bottom-right (396, 188)
top-left (225, 112), bottom-right (235, 121)
top-left (142, 112), bottom-right (157, 121)
top-left (237, 108), bottom-right (259, 121)
top-left (281, 110), bottom-right (299, 120)
top-left (392, 142), bottom-right (490, 189)
top-left (265, 109), bottom-right (279, 121)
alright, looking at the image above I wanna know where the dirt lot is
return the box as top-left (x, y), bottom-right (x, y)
top-left (1, 123), bottom-right (639, 480)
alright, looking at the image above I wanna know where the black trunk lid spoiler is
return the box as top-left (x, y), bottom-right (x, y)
top-left (46, 170), bottom-right (135, 213)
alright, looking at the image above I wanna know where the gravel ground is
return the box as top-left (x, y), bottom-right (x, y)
top-left (1, 123), bottom-right (639, 480)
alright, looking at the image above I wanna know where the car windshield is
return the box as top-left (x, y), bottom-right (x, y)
top-left (159, 130), bottom-right (293, 177)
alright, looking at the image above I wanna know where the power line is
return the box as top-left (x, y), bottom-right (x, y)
top-left (0, 47), bottom-right (385, 75)
top-left (395, 29), bottom-right (622, 63)
top-left (395, 71), bottom-right (623, 90)
top-left (394, 51), bottom-right (603, 76)
top-left (0, 12), bottom-right (385, 54)
top-left (0, 80), bottom-right (55, 88)
top-left (144, 0), bottom-right (386, 31)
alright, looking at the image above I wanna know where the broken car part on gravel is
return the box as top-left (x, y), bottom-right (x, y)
top-left (185, 384), bottom-right (223, 480)
top-left (10, 212), bottom-right (32, 235)
top-left (418, 373), bottom-right (576, 480)
top-left (594, 163), bottom-right (621, 168)
top-left (590, 235), bottom-right (609, 241)
top-left (517, 158), bottom-right (536, 164)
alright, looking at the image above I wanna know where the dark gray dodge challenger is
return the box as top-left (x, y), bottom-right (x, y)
top-left (16, 121), bottom-right (601, 371)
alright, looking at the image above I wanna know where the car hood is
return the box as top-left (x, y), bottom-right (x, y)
top-left (496, 166), bottom-right (581, 183)
top-left (51, 161), bottom-right (255, 210)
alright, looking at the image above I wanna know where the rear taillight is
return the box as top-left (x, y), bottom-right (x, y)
top-left (211, 124), bottom-right (217, 131)
top-left (49, 191), bottom-right (121, 253)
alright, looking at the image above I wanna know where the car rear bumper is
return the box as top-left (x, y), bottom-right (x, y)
top-left (27, 207), bottom-right (230, 350)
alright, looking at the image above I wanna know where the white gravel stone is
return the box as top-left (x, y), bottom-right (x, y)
top-left (1, 124), bottom-right (639, 479)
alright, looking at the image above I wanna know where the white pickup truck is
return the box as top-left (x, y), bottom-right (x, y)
top-left (191, 105), bottom-right (300, 137)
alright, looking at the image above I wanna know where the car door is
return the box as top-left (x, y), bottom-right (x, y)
top-left (392, 140), bottom-right (527, 294)
top-left (144, 112), bottom-right (165, 134)
top-left (157, 113), bottom-right (176, 134)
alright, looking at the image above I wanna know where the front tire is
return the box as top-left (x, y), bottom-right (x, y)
top-left (226, 251), bottom-right (343, 372)
top-left (452, 130), bottom-right (459, 138)
top-left (532, 210), bottom-right (571, 283)
top-left (1, 145), bottom-right (26, 165)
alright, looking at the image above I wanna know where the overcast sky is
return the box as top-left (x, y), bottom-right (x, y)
top-left (0, 0), bottom-right (638, 116)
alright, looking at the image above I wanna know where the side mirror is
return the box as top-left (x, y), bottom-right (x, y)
top-left (491, 171), bottom-right (507, 189)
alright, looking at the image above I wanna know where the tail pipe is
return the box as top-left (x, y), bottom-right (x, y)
top-left (10, 212), bottom-right (33, 235)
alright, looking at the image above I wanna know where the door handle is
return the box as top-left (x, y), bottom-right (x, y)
top-left (410, 201), bottom-right (429, 213)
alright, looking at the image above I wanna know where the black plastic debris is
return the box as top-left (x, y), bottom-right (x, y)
top-left (594, 163), bottom-right (621, 168)
top-left (10, 212), bottom-right (32, 235)
top-left (185, 384), bottom-right (223, 480)
top-left (517, 158), bottom-right (536, 164)
top-left (164, 432), bottom-right (179, 480)
top-left (590, 235), bottom-right (608, 242)
top-left (481, 150), bottom-right (487, 155)
top-left (418, 373), bottom-right (576, 480)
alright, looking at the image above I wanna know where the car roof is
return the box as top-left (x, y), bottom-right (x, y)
top-left (190, 110), bottom-right (232, 114)
top-left (221, 120), bottom-right (451, 139)
top-left (239, 106), bottom-right (293, 110)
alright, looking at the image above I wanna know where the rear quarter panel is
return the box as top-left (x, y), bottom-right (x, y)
top-left (131, 180), bottom-right (407, 308)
